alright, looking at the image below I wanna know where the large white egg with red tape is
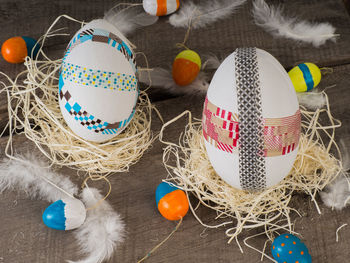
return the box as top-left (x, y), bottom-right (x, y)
top-left (202, 48), bottom-right (301, 190)
top-left (59, 19), bottom-right (138, 142)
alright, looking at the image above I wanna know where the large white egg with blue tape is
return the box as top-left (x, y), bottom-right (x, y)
top-left (202, 48), bottom-right (301, 190)
top-left (59, 19), bottom-right (138, 142)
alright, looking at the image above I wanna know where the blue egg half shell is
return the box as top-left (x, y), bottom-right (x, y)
top-left (42, 198), bottom-right (86, 231)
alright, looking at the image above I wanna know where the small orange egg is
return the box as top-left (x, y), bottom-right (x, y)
top-left (1, 36), bottom-right (39, 64)
top-left (172, 50), bottom-right (201, 86)
top-left (156, 182), bottom-right (189, 221)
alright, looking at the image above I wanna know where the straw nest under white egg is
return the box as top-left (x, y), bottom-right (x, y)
top-left (160, 98), bottom-right (343, 253)
top-left (1, 16), bottom-right (156, 175)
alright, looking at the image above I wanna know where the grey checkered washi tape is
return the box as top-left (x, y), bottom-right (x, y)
top-left (234, 47), bottom-right (266, 190)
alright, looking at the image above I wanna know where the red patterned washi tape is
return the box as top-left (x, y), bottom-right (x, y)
top-left (202, 97), bottom-right (301, 157)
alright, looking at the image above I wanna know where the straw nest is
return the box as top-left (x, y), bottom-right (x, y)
top-left (160, 97), bottom-right (343, 248)
top-left (1, 15), bottom-right (155, 175)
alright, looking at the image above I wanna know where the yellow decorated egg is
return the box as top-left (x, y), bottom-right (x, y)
top-left (59, 19), bottom-right (138, 142)
top-left (143, 0), bottom-right (180, 16)
top-left (288, 63), bottom-right (321, 92)
top-left (172, 49), bottom-right (201, 86)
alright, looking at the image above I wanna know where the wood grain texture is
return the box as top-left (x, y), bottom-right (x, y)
top-left (0, 63), bottom-right (350, 262)
top-left (344, 0), bottom-right (350, 13)
top-left (0, 0), bottom-right (349, 262)
top-left (1, 0), bottom-right (350, 129)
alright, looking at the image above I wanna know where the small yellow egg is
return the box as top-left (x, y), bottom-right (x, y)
top-left (288, 63), bottom-right (321, 92)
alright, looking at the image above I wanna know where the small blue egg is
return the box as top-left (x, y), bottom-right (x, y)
top-left (21, 36), bottom-right (40, 58)
top-left (271, 234), bottom-right (312, 263)
top-left (42, 198), bottom-right (86, 231)
top-left (155, 182), bottom-right (180, 205)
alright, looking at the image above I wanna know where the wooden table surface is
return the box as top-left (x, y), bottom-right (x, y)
top-left (0, 0), bottom-right (350, 262)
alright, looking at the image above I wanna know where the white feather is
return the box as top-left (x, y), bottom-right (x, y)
top-left (320, 140), bottom-right (350, 210)
top-left (340, 139), bottom-right (350, 172)
top-left (320, 176), bottom-right (350, 210)
top-left (0, 155), bottom-right (124, 262)
top-left (68, 187), bottom-right (125, 263)
top-left (138, 68), bottom-right (209, 95)
top-left (104, 5), bottom-right (158, 36)
top-left (252, 0), bottom-right (338, 47)
top-left (202, 54), bottom-right (222, 70)
top-left (297, 92), bottom-right (326, 110)
top-left (169, 0), bottom-right (247, 29)
top-left (0, 154), bottom-right (78, 202)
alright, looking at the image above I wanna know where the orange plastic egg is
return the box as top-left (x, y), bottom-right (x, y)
top-left (156, 182), bottom-right (189, 221)
top-left (172, 50), bottom-right (201, 86)
top-left (1, 36), bottom-right (39, 64)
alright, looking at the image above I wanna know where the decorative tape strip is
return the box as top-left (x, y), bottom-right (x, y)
top-left (203, 98), bottom-right (239, 151)
top-left (203, 129), bottom-right (237, 154)
top-left (61, 61), bottom-right (137, 92)
top-left (263, 110), bottom-right (301, 156)
top-left (59, 78), bottom-right (135, 134)
top-left (63, 28), bottom-right (136, 73)
top-left (298, 63), bottom-right (314, 91)
top-left (234, 47), bottom-right (266, 190)
top-left (203, 96), bottom-right (301, 156)
top-left (205, 99), bottom-right (240, 122)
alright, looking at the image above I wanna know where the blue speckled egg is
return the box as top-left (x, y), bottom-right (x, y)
top-left (271, 234), bottom-right (312, 263)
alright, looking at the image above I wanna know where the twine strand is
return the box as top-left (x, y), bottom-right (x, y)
top-left (320, 67), bottom-right (334, 75)
top-left (175, 7), bottom-right (200, 50)
top-left (137, 218), bottom-right (183, 263)
top-left (336, 223), bottom-right (347, 242)
top-left (82, 175), bottom-right (112, 211)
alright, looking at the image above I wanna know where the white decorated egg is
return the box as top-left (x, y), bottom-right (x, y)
top-left (59, 19), bottom-right (138, 142)
top-left (202, 48), bottom-right (301, 190)
top-left (143, 0), bottom-right (180, 16)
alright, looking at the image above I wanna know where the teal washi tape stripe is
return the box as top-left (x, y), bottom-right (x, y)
top-left (298, 63), bottom-right (314, 91)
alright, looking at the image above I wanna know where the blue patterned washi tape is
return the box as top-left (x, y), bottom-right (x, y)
top-left (64, 28), bottom-right (136, 73)
top-left (61, 62), bottom-right (137, 92)
top-left (59, 77), bottom-right (137, 134)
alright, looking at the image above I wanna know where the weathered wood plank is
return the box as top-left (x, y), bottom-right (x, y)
top-left (1, 0), bottom-right (349, 132)
top-left (0, 63), bottom-right (350, 262)
top-left (343, 0), bottom-right (350, 13)
top-left (0, 0), bottom-right (349, 262)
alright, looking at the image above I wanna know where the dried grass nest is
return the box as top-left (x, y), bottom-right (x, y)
top-left (0, 15), bottom-right (156, 175)
top-left (160, 98), bottom-right (343, 253)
